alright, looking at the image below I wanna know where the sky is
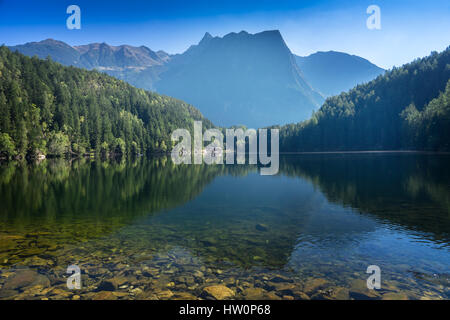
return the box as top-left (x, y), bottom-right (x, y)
top-left (0, 0), bottom-right (449, 69)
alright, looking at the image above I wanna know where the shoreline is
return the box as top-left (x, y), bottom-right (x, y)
top-left (278, 150), bottom-right (450, 155)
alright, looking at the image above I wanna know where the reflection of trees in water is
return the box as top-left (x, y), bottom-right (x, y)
top-left (0, 158), bottom-right (258, 224)
top-left (1, 154), bottom-right (448, 270)
top-left (279, 153), bottom-right (450, 244)
top-left (0, 158), bottom-right (217, 224)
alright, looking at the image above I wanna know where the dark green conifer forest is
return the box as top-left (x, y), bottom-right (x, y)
top-left (279, 47), bottom-right (450, 152)
top-left (1, 46), bottom-right (449, 158)
top-left (0, 46), bottom-right (212, 159)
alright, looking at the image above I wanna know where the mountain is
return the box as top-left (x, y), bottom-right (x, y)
top-left (294, 51), bottom-right (385, 97)
top-left (280, 47), bottom-right (450, 152)
top-left (156, 30), bottom-right (324, 128)
top-left (74, 43), bottom-right (165, 69)
top-left (0, 46), bottom-right (212, 159)
top-left (9, 39), bottom-right (170, 91)
top-left (10, 32), bottom-right (324, 128)
top-left (9, 39), bottom-right (83, 67)
top-left (9, 33), bottom-right (389, 128)
top-left (10, 39), bottom-right (167, 70)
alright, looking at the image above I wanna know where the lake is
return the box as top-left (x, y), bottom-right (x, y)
top-left (0, 153), bottom-right (449, 300)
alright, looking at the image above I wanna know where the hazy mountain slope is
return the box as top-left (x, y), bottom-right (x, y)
top-left (156, 31), bottom-right (324, 128)
top-left (9, 39), bottom-right (83, 67)
top-left (74, 43), bottom-right (164, 69)
top-left (295, 51), bottom-right (385, 97)
top-left (11, 34), bottom-right (388, 129)
top-left (280, 48), bottom-right (450, 152)
top-left (9, 39), bottom-right (167, 90)
top-left (10, 39), bottom-right (166, 70)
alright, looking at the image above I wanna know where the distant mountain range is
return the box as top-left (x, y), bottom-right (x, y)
top-left (9, 31), bottom-right (384, 128)
top-left (295, 51), bottom-right (385, 97)
top-left (10, 38), bottom-right (169, 70)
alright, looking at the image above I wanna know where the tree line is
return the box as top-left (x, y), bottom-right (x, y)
top-left (278, 47), bottom-right (450, 152)
top-left (0, 46), bottom-right (212, 159)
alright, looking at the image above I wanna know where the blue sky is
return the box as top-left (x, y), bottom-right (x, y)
top-left (0, 0), bottom-right (449, 69)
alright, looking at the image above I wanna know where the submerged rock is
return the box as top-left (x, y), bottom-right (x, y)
top-left (381, 292), bottom-right (409, 300)
top-left (172, 292), bottom-right (198, 300)
top-left (241, 287), bottom-right (273, 299)
top-left (156, 289), bottom-right (174, 299)
top-left (203, 285), bottom-right (234, 300)
top-left (293, 291), bottom-right (310, 300)
top-left (96, 277), bottom-right (129, 292)
top-left (92, 291), bottom-right (117, 300)
top-left (269, 275), bottom-right (292, 283)
top-left (255, 224), bottom-right (269, 232)
top-left (270, 283), bottom-right (297, 296)
top-left (348, 279), bottom-right (380, 300)
top-left (97, 279), bottom-right (117, 291)
top-left (48, 287), bottom-right (72, 298)
top-left (3, 269), bottom-right (50, 290)
top-left (329, 287), bottom-right (350, 300)
top-left (0, 289), bottom-right (18, 299)
top-left (303, 278), bottom-right (328, 293)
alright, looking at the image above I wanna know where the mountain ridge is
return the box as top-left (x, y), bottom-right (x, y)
top-left (9, 31), bottom-right (385, 128)
top-left (155, 30), bottom-right (324, 127)
top-left (0, 46), bottom-right (212, 159)
top-left (294, 51), bottom-right (385, 97)
top-left (280, 47), bottom-right (450, 152)
top-left (10, 39), bottom-right (168, 70)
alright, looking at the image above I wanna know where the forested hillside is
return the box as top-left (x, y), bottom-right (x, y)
top-left (280, 47), bottom-right (450, 152)
top-left (0, 46), bottom-right (212, 159)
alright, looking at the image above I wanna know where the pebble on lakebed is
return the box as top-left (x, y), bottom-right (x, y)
top-left (202, 285), bottom-right (235, 300)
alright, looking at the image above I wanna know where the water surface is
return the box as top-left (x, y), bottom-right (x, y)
top-left (0, 153), bottom-right (449, 300)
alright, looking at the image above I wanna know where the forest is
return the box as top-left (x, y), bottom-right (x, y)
top-left (1, 45), bottom-right (449, 159)
top-left (279, 47), bottom-right (450, 152)
top-left (0, 46), bottom-right (212, 159)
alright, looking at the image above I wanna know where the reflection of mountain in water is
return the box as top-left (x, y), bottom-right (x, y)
top-left (149, 153), bottom-right (450, 269)
top-left (1, 153), bottom-right (449, 271)
top-left (129, 171), bottom-right (379, 269)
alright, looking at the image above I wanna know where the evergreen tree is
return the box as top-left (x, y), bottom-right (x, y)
top-left (279, 47), bottom-right (450, 152)
top-left (0, 46), bottom-right (213, 158)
